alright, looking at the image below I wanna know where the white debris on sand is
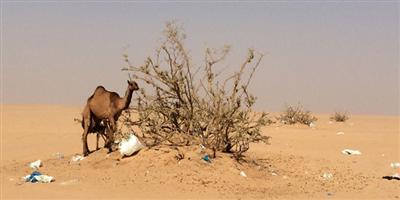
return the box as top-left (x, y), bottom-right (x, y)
top-left (119, 134), bottom-right (144, 157)
top-left (29, 160), bottom-right (42, 169)
top-left (240, 171), bottom-right (247, 177)
top-left (35, 175), bottom-right (55, 183)
top-left (24, 172), bottom-right (55, 183)
top-left (336, 132), bottom-right (345, 135)
top-left (390, 162), bottom-right (400, 169)
top-left (71, 155), bottom-right (85, 162)
top-left (341, 149), bottom-right (362, 155)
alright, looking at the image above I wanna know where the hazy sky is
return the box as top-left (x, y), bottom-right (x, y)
top-left (1, 1), bottom-right (399, 115)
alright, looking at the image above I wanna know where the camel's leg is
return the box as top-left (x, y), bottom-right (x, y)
top-left (96, 133), bottom-right (100, 150)
top-left (82, 112), bottom-right (91, 156)
top-left (105, 118), bottom-right (116, 152)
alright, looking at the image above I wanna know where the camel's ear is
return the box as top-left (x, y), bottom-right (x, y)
top-left (127, 80), bottom-right (130, 85)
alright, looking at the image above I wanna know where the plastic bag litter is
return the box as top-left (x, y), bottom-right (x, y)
top-left (29, 160), bottom-right (42, 169)
top-left (71, 155), bottom-right (85, 162)
top-left (240, 171), bottom-right (247, 177)
top-left (35, 175), bottom-right (54, 183)
top-left (202, 155), bottom-right (211, 163)
top-left (341, 149), bottom-right (361, 155)
top-left (391, 162), bottom-right (400, 169)
top-left (24, 171), bottom-right (54, 183)
top-left (119, 134), bottom-right (144, 157)
top-left (24, 171), bottom-right (42, 182)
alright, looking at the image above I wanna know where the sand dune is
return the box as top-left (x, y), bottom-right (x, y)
top-left (1, 105), bottom-right (399, 199)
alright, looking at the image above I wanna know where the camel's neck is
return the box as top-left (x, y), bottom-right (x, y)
top-left (120, 88), bottom-right (133, 110)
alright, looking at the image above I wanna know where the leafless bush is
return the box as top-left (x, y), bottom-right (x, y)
top-left (330, 112), bottom-right (349, 122)
top-left (121, 22), bottom-right (270, 159)
top-left (278, 104), bottom-right (317, 125)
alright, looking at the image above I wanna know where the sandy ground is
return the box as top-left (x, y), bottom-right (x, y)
top-left (1, 105), bottom-right (399, 199)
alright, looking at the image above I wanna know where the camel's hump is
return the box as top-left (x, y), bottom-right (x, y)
top-left (87, 86), bottom-right (107, 98)
top-left (93, 86), bottom-right (107, 93)
top-left (95, 86), bottom-right (106, 91)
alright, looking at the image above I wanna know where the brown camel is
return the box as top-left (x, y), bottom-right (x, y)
top-left (82, 80), bottom-right (139, 156)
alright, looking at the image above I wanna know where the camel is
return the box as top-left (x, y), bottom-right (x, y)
top-left (81, 80), bottom-right (139, 156)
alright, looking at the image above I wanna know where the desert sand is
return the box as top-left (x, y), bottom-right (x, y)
top-left (1, 105), bottom-right (399, 199)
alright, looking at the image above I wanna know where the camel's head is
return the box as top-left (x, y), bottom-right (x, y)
top-left (127, 80), bottom-right (139, 91)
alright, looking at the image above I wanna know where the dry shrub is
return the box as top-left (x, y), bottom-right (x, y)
top-left (121, 22), bottom-right (270, 159)
top-left (330, 112), bottom-right (349, 122)
top-left (278, 104), bottom-right (317, 125)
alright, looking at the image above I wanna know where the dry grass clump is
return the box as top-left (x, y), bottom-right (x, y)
top-left (330, 112), bottom-right (349, 122)
top-left (278, 104), bottom-right (317, 126)
top-left (121, 22), bottom-right (270, 159)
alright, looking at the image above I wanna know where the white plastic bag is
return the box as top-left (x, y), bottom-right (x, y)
top-left (119, 134), bottom-right (144, 157)
top-left (391, 162), bottom-right (400, 169)
top-left (71, 155), bottom-right (85, 162)
top-left (29, 160), bottom-right (42, 169)
top-left (35, 175), bottom-right (54, 183)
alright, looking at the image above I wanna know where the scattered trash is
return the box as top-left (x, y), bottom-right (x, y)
top-left (202, 155), bottom-right (211, 163)
top-left (341, 149), bottom-right (361, 155)
top-left (271, 172), bottom-right (278, 176)
top-left (199, 144), bottom-right (206, 151)
top-left (336, 132), bottom-right (344, 135)
top-left (382, 173), bottom-right (400, 181)
top-left (309, 122), bottom-right (316, 128)
top-left (24, 171), bottom-right (42, 183)
top-left (383, 163), bottom-right (400, 181)
top-left (322, 172), bottom-right (333, 180)
top-left (71, 155), bottom-right (85, 162)
top-left (119, 134), bottom-right (144, 157)
top-left (24, 171), bottom-right (54, 183)
top-left (240, 171), bottom-right (247, 177)
top-left (391, 162), bottom-right (400, 169)
top-left (29, 160), bottom-right (42, 169)
top-left (35, 175), bottom-right (54, 183)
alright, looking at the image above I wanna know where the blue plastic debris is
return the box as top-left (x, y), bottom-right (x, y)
top-left (202, 155), bottom-right (211, 163)
top-left (25, 171), bottom-right (42, 183)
